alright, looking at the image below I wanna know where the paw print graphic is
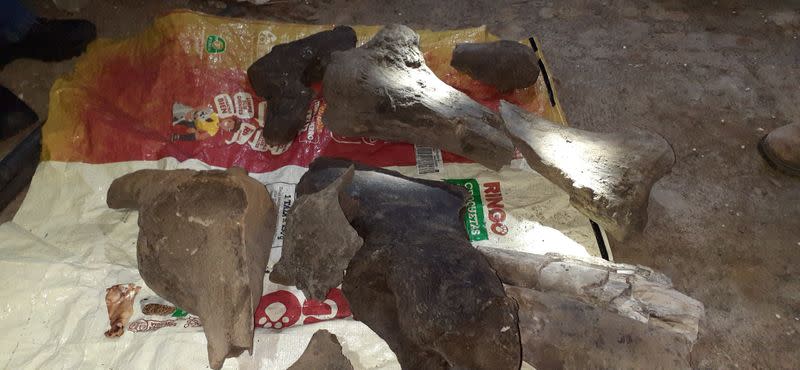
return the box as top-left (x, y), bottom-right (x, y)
top-left (254, 290), bottom-right (301, 329)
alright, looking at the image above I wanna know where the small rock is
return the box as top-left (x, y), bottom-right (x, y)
top-left (776, 313), bottom-right (782, 319)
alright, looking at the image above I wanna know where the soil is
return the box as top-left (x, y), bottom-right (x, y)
top-left (2, 0), bottom-right (799, 367)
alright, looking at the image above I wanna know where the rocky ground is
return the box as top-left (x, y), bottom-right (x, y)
top-left (2, 0), bottom-right (799, 367)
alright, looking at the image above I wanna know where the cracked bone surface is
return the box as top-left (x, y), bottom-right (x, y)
top-left (508, 286), bottom-right (696, 369)
top-left (322, 24), bottom-right (514, 170)
top-left (450, 40), bottom-right (540, 91)
top-left (107, 168), bottom-right (276, 370)
top-left (288, 329), bottom-right (354, 370)
top-left (247, 26), bottom-right (356, 145)
top-left (269, 165), bottom-right (363, 301)
top-left (295, 157), bottom-right (521, 370)
top-left (500, 100), bottom-right (675, 239)
top-left (479, 247), bottom-right (704, 369)
top-left (478, 246), bottom-right (704, 343)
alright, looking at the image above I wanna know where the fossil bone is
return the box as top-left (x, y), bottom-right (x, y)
top-left (322, 25), bottom-right (514, 170)
top-left (451, 40), bottom-right (540, 91)
top-left (295, 157), bottom-right (521, 369)
top-left (107, 167), bottom-right (276, 370)
top-left (270, 165), bottom-right (363, 301)
top-left (247, 26), bottom-right (357, 145)
top-left (288, 329), bottom-right (354, 370)
top-left (500, 100), bottom-right (675, 239)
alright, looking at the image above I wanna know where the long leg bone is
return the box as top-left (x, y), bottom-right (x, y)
top-left (322, 25), bottom-right (515, 170)
top-left (500, 100), bottom-right (675, 239)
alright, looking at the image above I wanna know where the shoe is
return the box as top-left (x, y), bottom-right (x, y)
top-left (759, 123), bottom-right (800, 177)
top-left (0, 85), bottom-right (38, 140)
top-left (1, 18), bottom-right (96, 66)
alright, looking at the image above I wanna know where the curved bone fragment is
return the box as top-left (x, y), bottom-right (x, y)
top-left (508, 285), bottom-right (695, 369)
top-left (295, 157), bottom-right (521, 370)
top-left (288, 329), bottom-right (354, 370)
top-left (247, 26), bottom-right (357, 145)
top-left (104, 283), bottom-right (141, 337)
top-left (451, 40), bottom-right (540, 91)
top-left (500, 100), bottom-right (675, 239)
top-left (322, 25), bottom-right (514, 170)
top-left (107, 168), bottom-right (276, 370)
top-left (270, 165), bottom-right (363, 301)
top-left (478, 246), bottom-right (704, 343)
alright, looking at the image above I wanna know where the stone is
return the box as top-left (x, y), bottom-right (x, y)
top-left (247, 26), bottom-right (357, 145)
top-left (270, 165), bottom-right (363, 301)
top-left (759, 123), bottom-right (800, 176)
top-left (451, 40), bottom-right (540, 91)
top-left (288, 329), bottom-right (354, 370)
top-left (322, 25), bottom-right (514, 170)
top-left (106, 167), bottom-right (276, 370)
top-left (500, 100), bottom-right (675, 239)
top-left (295, 157), bottom-right (521, 370)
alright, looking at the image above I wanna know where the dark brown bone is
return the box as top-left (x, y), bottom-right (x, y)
top-left (322, 25), bottom-right (514, 170)
top-left (270, 165), bottom-right (363, 301)
top-left (288, 329), bottom-right (354, 370)
top-left (247, 26), bottom-right (357, 145)
top-left (451, 40), bottom-right (540, 92)
top-left (107, 168), bottom-right (276, 370)
top-left (500, 100), bottom-right (675, 239)
top-left (294, 157), bottom-right (520, 370)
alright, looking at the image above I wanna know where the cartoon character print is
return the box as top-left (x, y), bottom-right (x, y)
top-left (170, 102), bottom-right (239, 142)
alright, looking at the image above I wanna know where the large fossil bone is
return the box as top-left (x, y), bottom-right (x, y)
top-left (107, 168), bottom-right (276, 370)
top-left (451, 40), bottom-right (540, 92)
top-left (479, 247), bottom-right (704, 369)
top-left (294, 157), bottom-right (521, 370)
top-left (247, 26), bottom-right (357, 145)
top-left (322, 25), bottom-right (514, 170)
top-left (500, 101), bottom-right (675, 239)
top-left (270, 165), bottom-right (363, 301)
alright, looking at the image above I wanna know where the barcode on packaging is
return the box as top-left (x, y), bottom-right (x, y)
top-left (415, 145), bottom-right (444, 175)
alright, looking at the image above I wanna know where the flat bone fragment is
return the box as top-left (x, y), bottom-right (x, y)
top-left (295, 157), bottom-right (521, 370)
top-left (500, 100), bottom-right (675, 239)
top-left (451, 40), bottom-right (540, 91)
top-left (288, 329), bottom-right (354, 370)
top-left (104, 283), bottom-right (141, 337)
top-left (322, 24), bottom-right (514, 170)
top-left (508, 285), bottom-right (694, 369)
top-left (270, 165), bottom-right (363, 301)
top-left (478, 246), bottom-right (704, 343)
top-left (247, 26), bottom-right (357, 145)
top-left (107, 167), bottom-right (276, 370)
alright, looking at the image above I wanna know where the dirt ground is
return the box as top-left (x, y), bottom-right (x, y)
top-left (2, 0), bottom-right (799, 368)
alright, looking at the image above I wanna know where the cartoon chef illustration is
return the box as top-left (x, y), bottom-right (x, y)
top-left (170, 102), bottom-right (239, 142)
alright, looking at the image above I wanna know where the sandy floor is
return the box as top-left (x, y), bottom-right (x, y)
top-left (2, 0), bottom-right (799, 367)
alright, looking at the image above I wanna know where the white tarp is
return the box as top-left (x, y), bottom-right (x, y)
top-left (1, 158), bottom-right (597, 369)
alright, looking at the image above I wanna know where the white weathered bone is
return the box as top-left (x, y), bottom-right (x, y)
top-left (500, 100), bottom-right (675, 239)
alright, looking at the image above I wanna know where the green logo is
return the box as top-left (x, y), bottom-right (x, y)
top-left (206, 35), bottom-right (226, 53)
top-left (171, 308), bottom-right (189, 317)
top-left (446, 179), bottom-right (488, 241)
